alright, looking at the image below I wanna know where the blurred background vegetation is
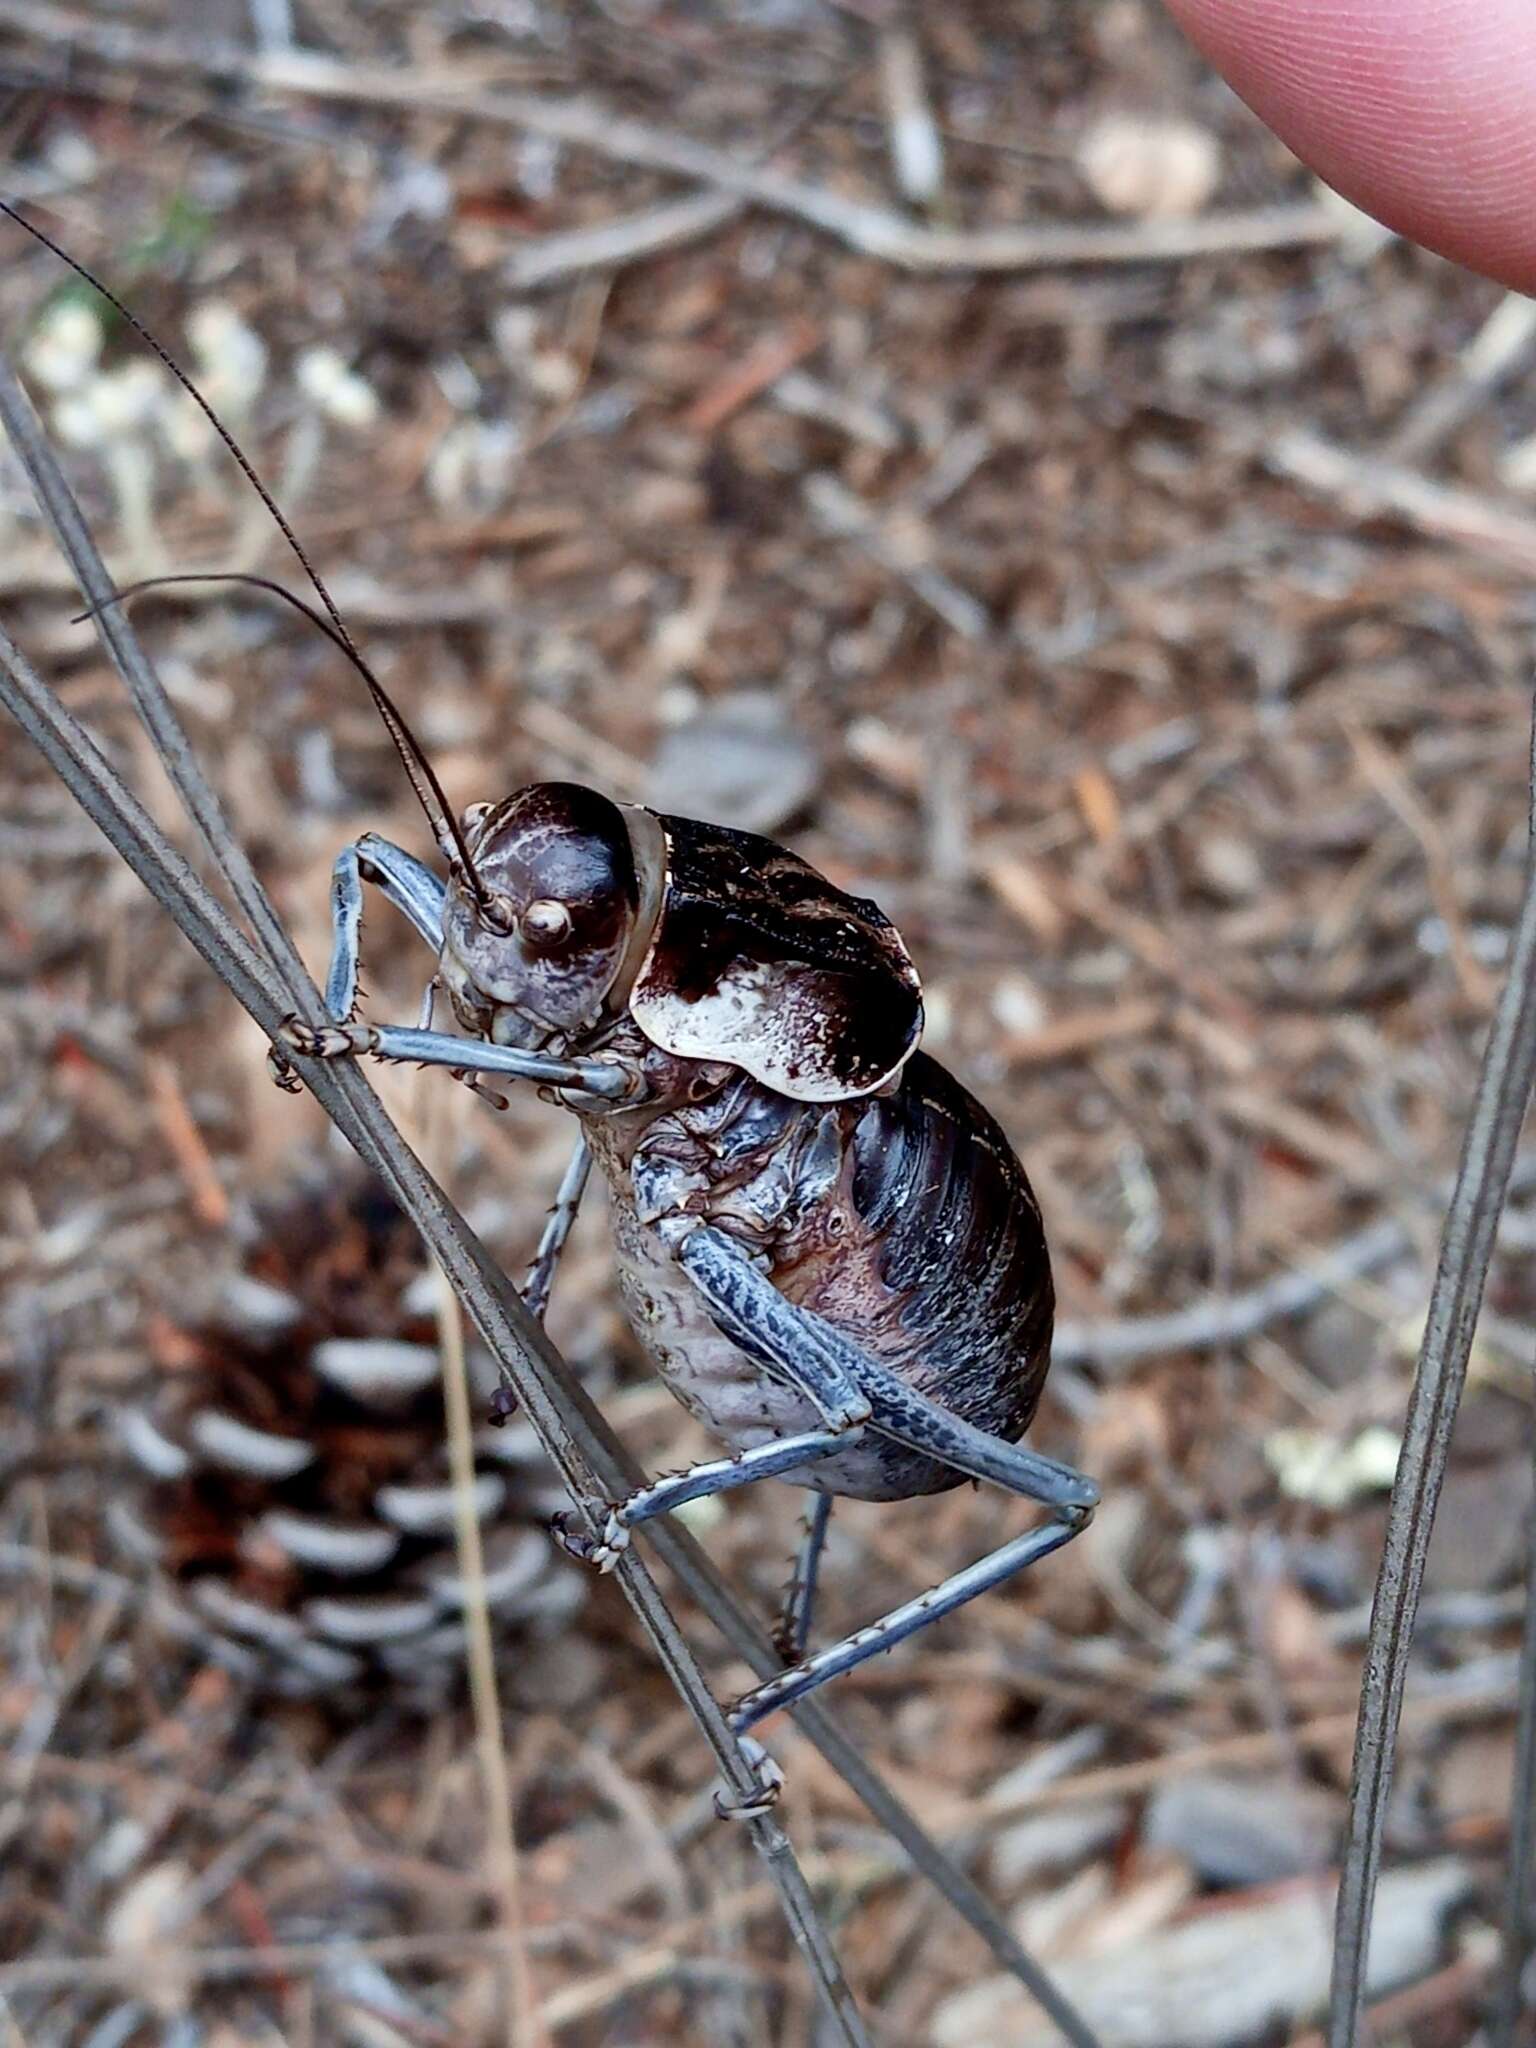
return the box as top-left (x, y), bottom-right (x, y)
top-left (2, 5), bottom-right (1533, 2042)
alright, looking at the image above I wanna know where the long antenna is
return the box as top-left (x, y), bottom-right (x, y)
top-left (74, 571), bottom-right (391, 665)
top-left (0, 197), bottom-right (493, 907)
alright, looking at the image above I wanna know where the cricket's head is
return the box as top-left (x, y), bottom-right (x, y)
top-left (439, 782), bottom-right (657, 1050)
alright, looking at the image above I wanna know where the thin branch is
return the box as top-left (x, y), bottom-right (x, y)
top-left (505, 188), bottom-right (743, 289)
top-left (0, 1929), bottom-right (542, 1997)
top-left (503, 76), bottom-right (821, 289)
top-left (430, 1245), bottom-right (544, 2048)
top-left (0, 3), bottom-right (1343, 275)
top-left (248, 61), bottom-right (1362, 273)
top-left (1383, 292), bottom-right (1536, 465)
top-left (1492, 1429), bottom-right (1536, 2046)
top-left (1491, 763), bottom-right (1536, 2048)
top-left (0, 367), bottom-right (1103, 2046)
top-left (1326, 695), bottom-right (1536, 2046)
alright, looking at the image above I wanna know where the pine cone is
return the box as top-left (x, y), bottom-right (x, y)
top-left (110, 1165), bottom-right (583, 1699)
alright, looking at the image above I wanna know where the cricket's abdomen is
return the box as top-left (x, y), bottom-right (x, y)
top-left (587, 1051), bottom-right (1055, 1504)
top-left (606, 1199), bottom-right (870, 1481)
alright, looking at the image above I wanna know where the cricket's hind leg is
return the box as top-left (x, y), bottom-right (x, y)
top-left (675, 1225), bottom-right (1096, 1737)
top-left (551, 1429), bottom-right (855, 1573)
top-left (734, 1515), bottom-right (1082, 1734)
top-left (550, 1295), bottom-right (872, 1570)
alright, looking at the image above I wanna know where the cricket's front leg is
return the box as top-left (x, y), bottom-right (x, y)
top-left (320, 835), bottom-right (448, 1023)
top-left (278, 1016), bottom-right (639, 1101)
top-left (522, 1133), bottom-right (593, 1321)
top-left (268, 834), bottom-right (446, 1091)
top-left (271, 833), bottom-right (635, 1099)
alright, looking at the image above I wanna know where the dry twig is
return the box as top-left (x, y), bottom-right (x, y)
top-left (1055, 1153), bottom-right (1536, 1370)
top-left (0, 4), bottom-right (1344, 275)
top-left (1327, 698), bottom-right (1536, 2044)
top-left (1493, 1467), bottom-right (1536, 2044)
top-left (1268, 428), bottom-right (1536, 578)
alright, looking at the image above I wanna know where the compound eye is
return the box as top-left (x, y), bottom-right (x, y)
top-left (519, 897), bottom-right (575, 949)
top-left (461, 800), bottom-right (494, 840)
